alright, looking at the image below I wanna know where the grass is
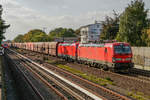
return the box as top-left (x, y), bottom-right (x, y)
top-left (16, 48), bottom-right (21, 52)
top-left (105, 77), bottom-right (113, 82)
top-left (57, 64), bottom-right (115, 86)
top-left (45, 59), bottom-right (66, 65)
top-left (127, 91), bottom-right (150, 100)
top-left (45, 59), bottom-right (115, 86)
top-left (45, 59), bottom-right (55, 64)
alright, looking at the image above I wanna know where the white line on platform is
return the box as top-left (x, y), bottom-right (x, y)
top-left (9, 49), bottom-right (103, 100)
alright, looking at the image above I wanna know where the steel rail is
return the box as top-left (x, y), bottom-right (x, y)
top-left (20, 58), bottom-right (84, 100)
top-left (5, 54), bottom-right (45, 100)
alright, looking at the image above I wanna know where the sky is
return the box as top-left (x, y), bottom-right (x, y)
top-left (0, 0), bottom-right (150, 40)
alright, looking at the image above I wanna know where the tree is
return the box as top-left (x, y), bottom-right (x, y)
top-left (22, 29), bottom-right (49, 42)
top-left (0, 5), bottom-right (10, 44)
top-left (31, 32), bottom-right (49, 42)
top-left (100, 11), bottom-right (119, 40)
top-left (13, 34), bottom-right (24, 42)
top-left (13, 29), bottom-right (50, 42)
top-left (75, 28), bottom-right (81, 36)
top-left (48, 27), bottom-right (76, 41)
top-left (116, 0), bottom-right (148, 46)
top-left (141, 27), bottom-right (150, 46)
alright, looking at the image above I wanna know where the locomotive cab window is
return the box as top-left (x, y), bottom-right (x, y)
top-left (114, 45), bottom-right (131, 54)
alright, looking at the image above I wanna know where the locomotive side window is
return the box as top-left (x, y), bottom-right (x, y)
top-left (114, 45), bottom-right (131, 54)
top-left (105, 48), bottom-right (107, 53)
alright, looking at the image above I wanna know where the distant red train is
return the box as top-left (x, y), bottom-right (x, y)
top-left (2, 43), bottom-right (9, 48)
top-left (9, 42), bottom-right (134, 71)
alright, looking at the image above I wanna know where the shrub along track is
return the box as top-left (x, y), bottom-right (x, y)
top-left (14, 48), bottom-right (150, 100)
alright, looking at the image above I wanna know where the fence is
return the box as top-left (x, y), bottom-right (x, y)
top-left (132, 47), bottom-right (150, 67)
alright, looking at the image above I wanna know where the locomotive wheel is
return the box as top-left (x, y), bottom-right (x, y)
top-left (89, 63), bottom-right (93, 67)
top-left (103, 66), bottom-right (109, 71)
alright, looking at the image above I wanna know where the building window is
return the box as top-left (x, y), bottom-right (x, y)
top-left (82, 31), bottom-right (85, 35)
top-left (97, 25), bottom-right (99, 28)
top-left (85, 31), bottom-right (87, 35)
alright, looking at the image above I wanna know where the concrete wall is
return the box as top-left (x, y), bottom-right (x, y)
top-left (132, 47), bottom-right (150, 67)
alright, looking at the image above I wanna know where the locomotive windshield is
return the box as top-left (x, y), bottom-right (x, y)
top-left (4, 44), bottom-right (8, 46)
top-left (114, 45), bottom-right (131, 54)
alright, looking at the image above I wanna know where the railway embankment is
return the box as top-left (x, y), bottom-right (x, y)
top-left (1, 53), bottom-right (45, 100)
top-left (0, 57), bottom-right (2, 100)
top-left (3, 54), bottom-right (48, 100)
top-left (0, 56), bottom-right (19, 100)
top-left (134, 65), bottom-right (150, 71)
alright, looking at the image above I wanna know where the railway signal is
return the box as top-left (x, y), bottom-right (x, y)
top-left (0, 47), bottom-right (4, 55)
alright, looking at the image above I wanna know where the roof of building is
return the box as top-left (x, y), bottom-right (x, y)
top-left (79, 21), bottom-right (102, 29)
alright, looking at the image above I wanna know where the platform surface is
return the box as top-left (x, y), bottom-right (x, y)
top-left (135, 64), bottom-right (150, 71)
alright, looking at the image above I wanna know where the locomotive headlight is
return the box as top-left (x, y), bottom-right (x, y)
top-left (112, 57), bottom-right (122, 62)
top-left (116, 58), bottom-right (122, 61)
top-left (112, 57), bottom-right (116, 62)
top-left (125, 58), bottom-right (132, 61)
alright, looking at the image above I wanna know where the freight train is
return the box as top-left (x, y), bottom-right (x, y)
top-left (9, 42), bottom-right (134, 71)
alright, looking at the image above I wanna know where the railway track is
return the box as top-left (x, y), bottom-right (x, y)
top-left (6, 50), bottom-right (93, 100)
top-left (6, 49), bottom-right (131, 100)
top-left (128, 68), bottom-right (150, 81)
top-left (6, 51), bottom-right (64, 100)
top-left (11, 48), bottom-right (150, 99)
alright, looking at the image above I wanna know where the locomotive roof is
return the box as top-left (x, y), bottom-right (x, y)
top-left (59, 43), bottom-right (76, 46)
top-left (79, 43), bottom-right (105, 47)
top-left (79, 42), bottom-right (130, 47)
top-left (58, 42), bottom-right (130, 47)
top-left (111, 42), bottom-right (130, 45)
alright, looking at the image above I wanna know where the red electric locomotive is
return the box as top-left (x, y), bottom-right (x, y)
top-left (77, 42), bottom-right (133, 71)
top-left (58, 42), bottom-right (79, 61)
top-left (2, 43), bottom-right (9, 48)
